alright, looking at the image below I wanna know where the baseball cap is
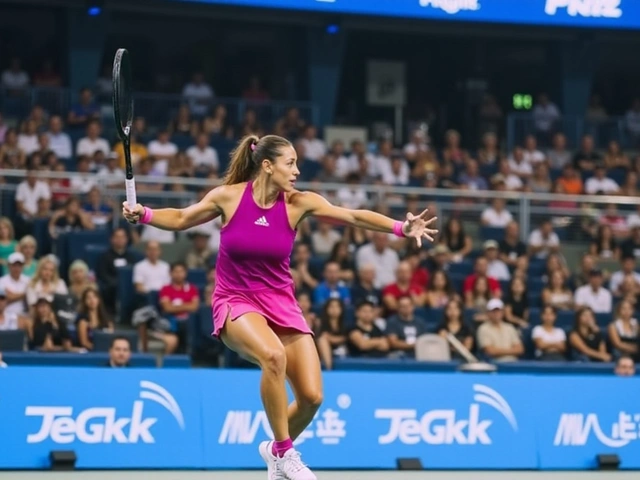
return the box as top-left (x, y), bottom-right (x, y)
top-left (483, 240), bottom-right (499, 250)
top-left (8, 252), bottom-right (25, 264)
top-left (487, 298), bottom-right (504, 311)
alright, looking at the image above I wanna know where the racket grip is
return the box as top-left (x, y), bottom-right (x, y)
top-left (125, 178), bottom-right (137, 207)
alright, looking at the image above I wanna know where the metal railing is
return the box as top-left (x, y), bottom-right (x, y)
top-left (507, 113), bottom-right (638, 152)
top-left (0, 87), bottom-right (320, 130)
top-left (1, 169), bottom-right (637, 244)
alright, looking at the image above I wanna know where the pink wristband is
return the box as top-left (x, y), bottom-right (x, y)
top-left (392, 221), bottom-right (406, 238)
top-left (140, 206), bottom-right (154, 224)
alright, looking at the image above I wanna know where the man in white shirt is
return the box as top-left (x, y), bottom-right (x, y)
top-left (46, 116), bottom-right (73, 159)
top-left (585, 165), bottom-right (620, 195)
top-left (380, 153), bottom-right (410, 186)
top-left (186, 133), bottom-right (219, 175)
top-left (133, 241), bottom-right (171, 294)
top-left (337, 173), bottom-right (368, 209)
top-left (76, 120), bottom-right (110, 157)
top-left (182, 72), bottom-right (214, 117)
top-left (403, 129), bottom-right (429, 162)
top-left (484, 240), bottom-right (511, 281)
top-left (508, 147), bottom-right (533, 180)
top-left (609, 256), bottom-right (640, 297)
top-left (1, 58), bottom-right (29, 93)
top-left (574, 269), bottom-right (612, 314)
top-left (299, 125), bottom-right (326, 161)
top-left (522, 134), bottom-right (546, 164)
top-left (15, 170), bottom-right (51, 219)
top-left (70, 157), bottom-right (97, 194)
top-left (528, 220), bottom-right (560, 259)
top-left (355, 232), bottom-right (400, 289)
top-left (96, 154), bottom-right (126, 187)
top-left (481, 198), bottom-right (513, 227)
top-left (147, 131), bottom-right (178, 176)
top-left (0, 253), bottom-right (29, 316)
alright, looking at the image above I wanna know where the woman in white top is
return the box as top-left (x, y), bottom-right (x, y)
top-left (608, 300), bottom-right (639, 360)
top-left (532, 305), bottom-right (567, 361)
top-left (25, 257), bottom-right (68, 310)
top-left (542, 270), bottom-right (573, 310)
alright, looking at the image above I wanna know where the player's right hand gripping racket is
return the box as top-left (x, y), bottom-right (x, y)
top-left (112, 48), bottom-right (136, 208)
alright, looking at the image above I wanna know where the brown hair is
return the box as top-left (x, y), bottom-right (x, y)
top-left (223, 134), bottom-right (292, 185)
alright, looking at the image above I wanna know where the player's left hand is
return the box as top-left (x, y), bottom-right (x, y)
top-left (402, 209), bottom-right (438, 248)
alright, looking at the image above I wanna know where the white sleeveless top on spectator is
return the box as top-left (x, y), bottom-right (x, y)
top-left (186, 145), bottom-right (219, 169)
top-left (18, 134), bottom-right (39, 156)
top-left (133, 258), bottom-right (171, 292)
top-left (585, 177), bottom-right (619, 195)
top-left (76, 137), bottom-right (110, 157)
top-left (0, 311), bottom-right (19, 331)
top-left (26, 280), bottom-right (68, 307)
top-left (15, 180), bottom-right (51, 216)
top-left (481, 207), bottom-right (513, 227)
top-left (0, 273), bottom-right (30, 315)
top-left (532, 325), bottom-right (566, 357)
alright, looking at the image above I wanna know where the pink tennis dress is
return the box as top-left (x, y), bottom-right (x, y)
top-left (211, 181), bottom-right (312, 337)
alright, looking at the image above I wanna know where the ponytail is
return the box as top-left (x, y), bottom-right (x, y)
top-left (223, 134), bottom-right (293, 185)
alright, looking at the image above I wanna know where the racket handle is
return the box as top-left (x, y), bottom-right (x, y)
top-left (125, 178), bottom-right (137, 207)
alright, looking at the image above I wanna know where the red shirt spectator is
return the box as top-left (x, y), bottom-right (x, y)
top-left (382, 261), bottom-right (427, 313)
top-left (160, 281), bottom-right (199, 320)
top-left (463, 257), bottom-right (501, 296)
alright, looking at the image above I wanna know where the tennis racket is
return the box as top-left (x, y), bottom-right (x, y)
top-left (112, 48), bottom-right (136, 208)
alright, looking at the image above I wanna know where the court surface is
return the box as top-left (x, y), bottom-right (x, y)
top-left (7, 471), bottom-right (637, 480)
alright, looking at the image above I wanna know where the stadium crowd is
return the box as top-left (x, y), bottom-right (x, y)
top-left (0, 77), bottom-right (640, 369)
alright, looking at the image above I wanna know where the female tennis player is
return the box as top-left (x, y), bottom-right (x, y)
top-left (123, 134), bottom-right (438, 480)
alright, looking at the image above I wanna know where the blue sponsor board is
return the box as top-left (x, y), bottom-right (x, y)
top-left (167, 0), bottom-right (640, 31)
top-left (1, 367), bottom-right (639, 470)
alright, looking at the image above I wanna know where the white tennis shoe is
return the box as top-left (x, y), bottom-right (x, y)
top-left (274, 448), bottom-right (317, 480)
top-left (259, 441), bottom-right (283, 480)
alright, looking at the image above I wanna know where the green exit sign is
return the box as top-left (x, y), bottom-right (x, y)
top-left (513, 94), bottom-right (533, 110)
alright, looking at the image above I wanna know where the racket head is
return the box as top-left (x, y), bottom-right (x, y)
top-left (112, 48), bottom-right (134, 178)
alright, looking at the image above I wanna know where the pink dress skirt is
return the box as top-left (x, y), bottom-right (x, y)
top-left (211, 283), bottom-right (313, 338)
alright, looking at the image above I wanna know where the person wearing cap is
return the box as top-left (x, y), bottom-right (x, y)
top-left (480, 198), bottom-right (513, 228)
top-left (477, 298), bottom-right (524, 363)
top-left (484, 240), bottom-right (510, 281)
top-left (0, 252), bottom-right (29, 316)
top-left (574, 268), bottom-right (613, 314)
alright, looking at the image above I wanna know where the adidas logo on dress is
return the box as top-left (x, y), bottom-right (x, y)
top-left (255, 216), bottom-right (270, 227)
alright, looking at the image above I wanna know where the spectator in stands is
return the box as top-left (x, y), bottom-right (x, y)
top-left (477, 298), bottom-right (524, 362)
top-left (508, 147), bottom-right (533, 181)
top-left (313, 261), bottom-right (351, 307)
top-left (458, 159), bottom-right (487, 190)
top-left (36, 132), bottom-right (53, 160)
top-left (28, 297), bottom-right (72, 352)
top-left (299, 125), bottom-right (326, 162)
top-left (443, 129), bottom-right (466, 166)
top-left (403, 129), bottom-right (429, 163)
top-left (532, 306), bottom-right (567, 361)
top-left (439, 218), bottom-right (473, 263)
top-left (544, 253), bottom-right (570, 284)
top-left (82, 186), bottom-right (113, 229)
top-left (614, 355), bottom-right (636, 377)
top-left (140, 221), bottom-right (176, 245)
top-left (96, 153), bottom-right (126, 187)
top-left (186, 133), bottom-right (219, 177)
top-left (463, 256), bottom-right (501, 302)
top-left (382, 261), bottom-right (427, 314)
top-left (542, 270), bottom-right (573, 310)
top-left (620, 171), bottom-right (639, 197)
top-left (0, 217), bottom-right (17, 268)
top-left (572, 253), bottom-right (596, 289)
top-left (426, 270), bottom-right (457, 308)
top-left (316, 298), bottom-right (347, 370)
top-left (351, 264), bottom-right (382, 313)
top-left (589, 224), bottom-right (619, 261)
top-left (438, 299), bottom-right (474, 357)
top-left (0, 287), bottom-right (26, 332)
top-left (481, 198), bottom-right (513, 227)
top-left (621, 223), bottom-right (640, 260)
top-left (573, 134), bottom-right (602, 173)
top-left (168, 104), bottom-right (194, 137)
top-left (569, 307), bottom-right (610, 362)
top-left (67, 259), bottom-right (96, 302)
top-left (15, 168), bottom-right (51, 228)
top-left (158, 262), bottom-right (200, 354)
top-left (547, 133), bottom-right (571, 170)
top-left (356, 232), bottom-right (399, 289)
top-left (347, 300), bottom-right (389, 358)
top-left (314, 154), bottom-right (342, 184)
top-left (1, 57), bottom-right (29, 95)
top-left (290, 243), bottom-right (319, 295)
top-left (522, 134), bottom-right (546, 165)
top-left (203, 264), bottom-right (216, 301)
top-left (203, 104), bottom-right (234, 139)
top-left (381, 152), bottom-right (410, 186)
top-left (585, 165), bottom-right (620, 195)
top-left (336, 173), bottom-right (368, 210)
top-left (168, 152), bottom-right (195, 182)
top-left (96, 228), bottom-right (138, 316)
top-left (182, 72), bottom-right (214, 118)
top-left (504, 277), bottom-right (529, 329)
top-left (574, 269), bottom-right (612, 314)
top-left (499, 221), bottom-right (527, 270)
top-left (48, 196), bottom-right (94, 239)
top-left (528, 220), bottom-right (560, 259)
top-left (18, 119), bottom-right (39, 156)
top-left (147, 130), bottom-right (178, 176)
top-left (25, 256), bottom-right (68, 311)
top-left (17, 235), bottom-right (37, 278)
top-left (477, 132), bottom-right (500, 165)
top-left (604, 140), bottom-right (630, 170)
top-left (600, 203), bottom-right (629, 239)
top-left (75, 287), bottom-right (114, 350)
top-left (609, 256), bottom-right (640, 297)
top-left (75, 120), bottom-right (109, 158)
top-left (532, 93), bottom-right (560, 142)
top-left (133, 241), bottom-right (171, 296)
top-left (112, 133), bottom-right (149, 170)
top-left (242, 75), bottom-right (270, 102)
top-left (625, 98), bottom-right (640, 146)
top-left (484, 240), bottom-right (510, 281)
top-left (184, 230), bottom-right (214, 269)
top-left (493, 159), bottom-right (524, 192)
top-left (67, 88), bottom-right (100, 128)
top-left (529, 163), bottom-right (552, 194)
top-left (0, 128), bottom-right (26, 168)
top-left (107, 336), bottom-right (131, 368)
top-left (607, 300), bottom-right (639, 361)
top-left (386, 295), bottom-right (428, 359)
top-left (327, 242), bottom-right (355, 283)
top-left (467, 277), bottom-right (491, 321)
top-left (0, 252), bottom-right (29, 316)
top-left (311, 221), bottom-right (341, 258)
top-left (555, 164), bottom-right (583, 196)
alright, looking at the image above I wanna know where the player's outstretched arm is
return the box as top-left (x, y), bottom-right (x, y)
top-left (122, 186), bottom-right (225, 231)
top-left (294, 191), bottom-right (438, 247)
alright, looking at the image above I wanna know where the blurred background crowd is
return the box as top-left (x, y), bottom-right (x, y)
top-left (0, 0), bottom-right (639, 372)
